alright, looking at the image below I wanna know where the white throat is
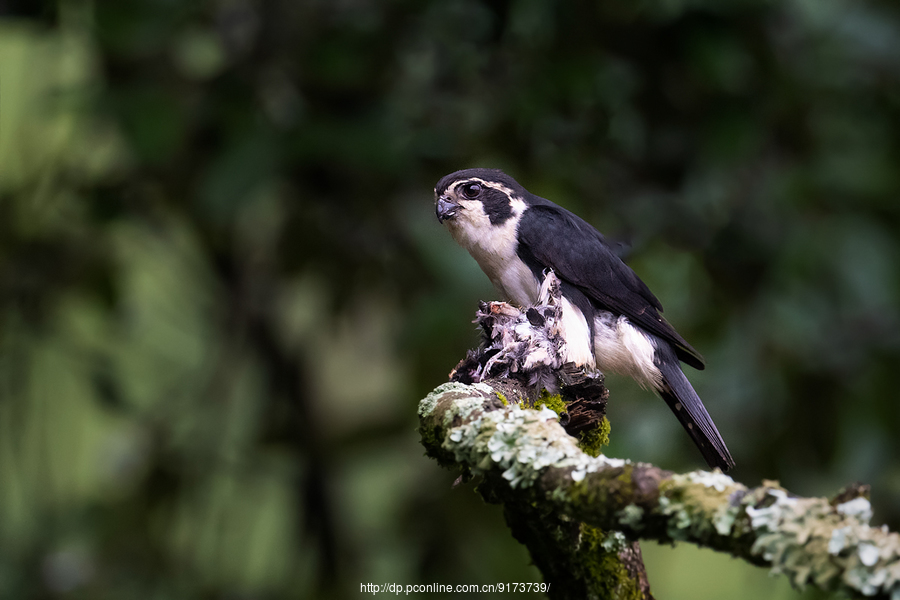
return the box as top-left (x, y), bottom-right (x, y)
top-left (444, 193), bottom-right (538, 305)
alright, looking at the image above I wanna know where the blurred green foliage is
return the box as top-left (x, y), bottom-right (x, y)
top-left (0, 0), bottom-right (898, 598)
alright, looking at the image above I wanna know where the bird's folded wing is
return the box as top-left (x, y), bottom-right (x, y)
top-left (517, 203), bottom-right (705, 370)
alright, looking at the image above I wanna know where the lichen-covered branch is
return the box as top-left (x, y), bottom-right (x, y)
top-left (419, 381), bottom-right (900, 600)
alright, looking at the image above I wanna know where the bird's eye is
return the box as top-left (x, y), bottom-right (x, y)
top-left (462, 183), bottom-right (482, 199)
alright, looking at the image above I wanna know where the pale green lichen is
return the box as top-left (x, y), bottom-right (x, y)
top-left (443, 394), bottom-right (487, 430)
top-left (419, 382), bottom-right (498, 468)
top-left (446, 404), bottom-right (568, 487)
top-left (419, 381), bottom-right (492, 419)
top-left (653, 473), bottom-right (900, 598)
top-left (436, 384), bottom-right (626, 489)
top-left (657, 496), bottom-right (693, 540)
top-left (601, 530), bottom-right (629, 553)
top-left (423, 381), bottom-right (644, 598)
top-left (836, 497), bottom-right (874, 523)
top-left (421, 381), bottom-right (900, 600)
top-left (742, 486), bottom-right (900, 597)
top-left (683, 469), bottom-right (736, 492)
top-left (713, 503), bottom-right (741, 536)
top-left (656, 470), bottom-right (740, 541)
top-left (417, 383), bottom-right (447, 418)
top-left (618, 504), bottom-right (645, 531)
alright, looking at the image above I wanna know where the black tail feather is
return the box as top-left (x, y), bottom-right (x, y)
top-left (654, 345), bottom-right (734, 472)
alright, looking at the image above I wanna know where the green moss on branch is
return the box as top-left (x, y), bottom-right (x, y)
top-left (419, 380), bottom-right (900, 600)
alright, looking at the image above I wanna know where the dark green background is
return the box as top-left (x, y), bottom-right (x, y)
top-left (1, 0), bottom-right (898, 598)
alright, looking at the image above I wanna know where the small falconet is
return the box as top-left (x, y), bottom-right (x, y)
top-left (434, 168), bottom-right (734, 471)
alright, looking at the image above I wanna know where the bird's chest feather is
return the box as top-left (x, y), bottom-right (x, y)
top-left (447, 202), bottom-right (539, 305)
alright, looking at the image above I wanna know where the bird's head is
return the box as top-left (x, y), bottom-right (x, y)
top-left (434, 168), bottom-right (526, 230)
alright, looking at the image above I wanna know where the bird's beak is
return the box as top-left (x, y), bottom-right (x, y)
top-left (436, 195), bottom-right (459, 224)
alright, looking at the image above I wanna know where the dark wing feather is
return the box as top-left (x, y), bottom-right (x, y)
top-left (517, 202), bottom-right (705, 370)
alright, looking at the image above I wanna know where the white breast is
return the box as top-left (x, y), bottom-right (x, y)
top-left (446, 196), bottom-right (540, 305)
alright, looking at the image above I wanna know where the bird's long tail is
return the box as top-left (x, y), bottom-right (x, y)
top-left (654, 344), bottom-right (735, 472)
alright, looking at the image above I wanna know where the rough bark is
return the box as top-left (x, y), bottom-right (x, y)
top-left (419, 380), bottom-right (900, 600)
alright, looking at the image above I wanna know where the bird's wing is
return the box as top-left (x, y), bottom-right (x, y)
top-left (517, 203), bottom-right (705, 370)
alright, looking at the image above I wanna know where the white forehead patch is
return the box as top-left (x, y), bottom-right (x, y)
top-left (449, 177), bottom-right (516, 199)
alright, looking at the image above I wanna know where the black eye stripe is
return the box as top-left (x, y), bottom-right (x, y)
top-left (480, 188), bottom-right (513, 225)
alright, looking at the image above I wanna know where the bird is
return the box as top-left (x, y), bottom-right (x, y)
top-left (434, 167), bottom-right (734, 471)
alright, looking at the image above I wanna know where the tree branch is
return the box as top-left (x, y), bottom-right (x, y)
top-left (419, 379), bottom-right (900, 600)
